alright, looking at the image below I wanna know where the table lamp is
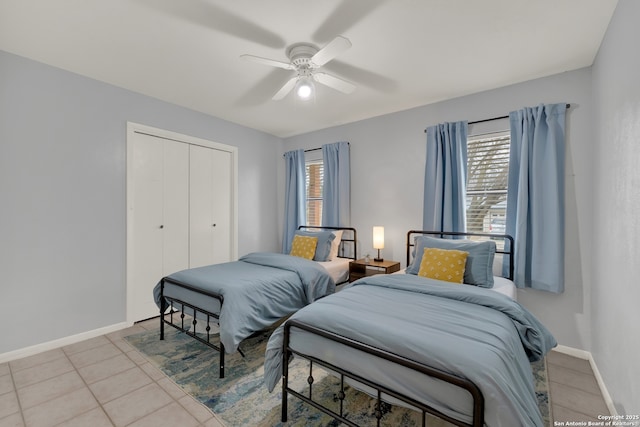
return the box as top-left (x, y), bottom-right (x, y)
top-left (373, 226), bottom-right (384, 262)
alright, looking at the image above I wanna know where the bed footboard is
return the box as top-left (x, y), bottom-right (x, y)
top-left (159, 277), bottom-right (226, 378)
top-left (281, 320), bottom-right (484, 427)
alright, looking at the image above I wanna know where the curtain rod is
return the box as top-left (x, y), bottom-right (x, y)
top-left (282, 146), bottom-right (321, 157)
top-left (283, 142), bottom-right (350, 157)
top-left (424, 103), bottom-right (571, 132)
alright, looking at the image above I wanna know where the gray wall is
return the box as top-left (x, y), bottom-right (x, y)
top-left (591, 0), bottom-right (640, 414)
top-left (0, 50), bottom-right (281, 354)
top-left (281, 68), bottom-right (594, 352)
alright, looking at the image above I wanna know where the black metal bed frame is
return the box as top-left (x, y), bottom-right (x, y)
top-left (407, 230), bottom-right (515, 281)
top-left (159, 277), bottom-right (226, 375)
top-left (297, 225), bottom-right (358, 261)
top-left (158, 226), bottom-right (357, 379)
top-left (281, 320), bottom-right (484, 427)
top-left (279, 230), bottom-right (516, 426)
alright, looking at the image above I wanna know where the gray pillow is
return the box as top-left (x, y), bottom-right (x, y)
top-left (407, 236), bottom-right (496, 288)
top-left (294, 230), bottom-right (336, 262)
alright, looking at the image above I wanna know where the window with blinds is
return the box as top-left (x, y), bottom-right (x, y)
top-left (306, 159), bottom-right (323, 226)
top-left (466, 132), bottom-right (510, 235)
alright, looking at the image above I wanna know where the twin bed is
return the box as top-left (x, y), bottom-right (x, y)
top-left (264, 230), bottom-right (556, 427)
top-left (153, 226), bottom-right (356, 378)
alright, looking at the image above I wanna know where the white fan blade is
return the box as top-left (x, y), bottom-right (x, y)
top-left (310, 36), bottom-right (351, 68)
top-left (240, 54), bottom-right (295, 70)
top-left (313, 72), bottom-right (356, 94)
top-left (272, 77), bottom-right (298, 100)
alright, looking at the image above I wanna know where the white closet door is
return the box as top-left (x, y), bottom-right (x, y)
top-left (162, 141), bottom-right (189, 275)
top-left (130, 134), bottom-right (189, 321)
top-left (189, 145), bottom-right (232, 268)
top-left (127, 122), bottom-right (238, 324)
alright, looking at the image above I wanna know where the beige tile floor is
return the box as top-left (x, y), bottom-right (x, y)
top-left (1, 319), bottom-right (611, 427)
top-left (0, 319), bottom-right (224, 427)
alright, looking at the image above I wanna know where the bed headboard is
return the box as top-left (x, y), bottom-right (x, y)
top-left (406, 230), bottom-right (514, 280)
top-left (297, 226), bottom-right (358, 260)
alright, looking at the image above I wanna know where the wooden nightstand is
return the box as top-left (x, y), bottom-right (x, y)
top-left (349, 259), bottom-right (401, 282)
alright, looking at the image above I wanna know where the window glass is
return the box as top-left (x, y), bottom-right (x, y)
top-left (466, 132), bottom-right (510, 239)
top-left (305, 159), bottom-right (323, 226)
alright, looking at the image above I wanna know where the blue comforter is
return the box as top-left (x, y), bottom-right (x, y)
top-left (264, 274), bottom-right (556, 426)
top-left (153, 252), bottom-right (335, 353)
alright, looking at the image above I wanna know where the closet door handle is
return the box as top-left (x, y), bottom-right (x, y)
top-left (212, 224), bottom-right (216, 227)
top-left (159, 225), bottom-right (164, 229)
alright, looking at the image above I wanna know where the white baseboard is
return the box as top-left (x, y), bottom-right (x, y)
top-left (552, 345), bottom-right (617, 416)
top-left (0, 322), bottom-right (132, 364)
top-left (553, 344), bottom-right (590, 359)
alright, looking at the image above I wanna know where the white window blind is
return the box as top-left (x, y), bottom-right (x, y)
top-left (466, 133), bottom-right (510, 234)
top-left (305, 159), bottom-right (323, 226)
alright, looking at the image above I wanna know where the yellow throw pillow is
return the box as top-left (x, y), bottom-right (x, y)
top-left (418, 247), bottom-right (469, 284)
top-left (290, 235), bottom-right (318, 260)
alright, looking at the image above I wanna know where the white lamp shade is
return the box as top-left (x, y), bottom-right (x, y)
top-left (372, 226), bottom-right (384, 249)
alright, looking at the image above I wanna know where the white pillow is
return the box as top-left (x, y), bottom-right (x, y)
top-left (328, 230), bottom-right (343, 260)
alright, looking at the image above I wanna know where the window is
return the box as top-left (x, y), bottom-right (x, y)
top-left (305, 158), bottom-right (323, 226)
top-left (466, 132), bottom-right (510, 235)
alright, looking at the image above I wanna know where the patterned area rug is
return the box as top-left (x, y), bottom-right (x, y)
top-left (125, 326), bottom-right (550, 427)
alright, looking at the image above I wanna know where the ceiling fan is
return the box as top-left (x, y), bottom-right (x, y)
top-left (240, 36), bottom-right (356, 101)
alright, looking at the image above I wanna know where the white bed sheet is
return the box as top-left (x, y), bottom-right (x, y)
top-left (492, 276), bottom-right (517, 300)
top-left (395, 268), bottom-right (516, 300)
top-left (318, 257), bottom-right (350, 284)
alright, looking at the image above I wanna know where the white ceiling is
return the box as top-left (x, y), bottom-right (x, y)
top-left (0, 0), bottom-right (618, 138)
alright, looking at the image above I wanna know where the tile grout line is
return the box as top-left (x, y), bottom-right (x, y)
top-left (3, 325), bottom-right (215, 427)
top-left (61, 342), bottom-right (118, 427)
top-left (13, 351), bottom-right (84, 426)
top-left (116, 327), bottom-right (224, 427)
top-left (107, 330), bottom-right (207, 426)
top-left (39, 333), bottom-right (161, 427)
top-left (95, 333), bottom-right (177, 426)
top-left (116, 331), bottom-right (222, 426)
top-left (8, 362), bottom-right (26, 427)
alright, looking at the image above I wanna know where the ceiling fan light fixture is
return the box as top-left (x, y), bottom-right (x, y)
top-left (295, 77), bottom-right (314, 100)
top-left (243, 36), bottom-right (354, 102)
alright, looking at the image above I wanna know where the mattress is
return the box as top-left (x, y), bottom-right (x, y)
top-left (318, 257), bottom-right (350, 284)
